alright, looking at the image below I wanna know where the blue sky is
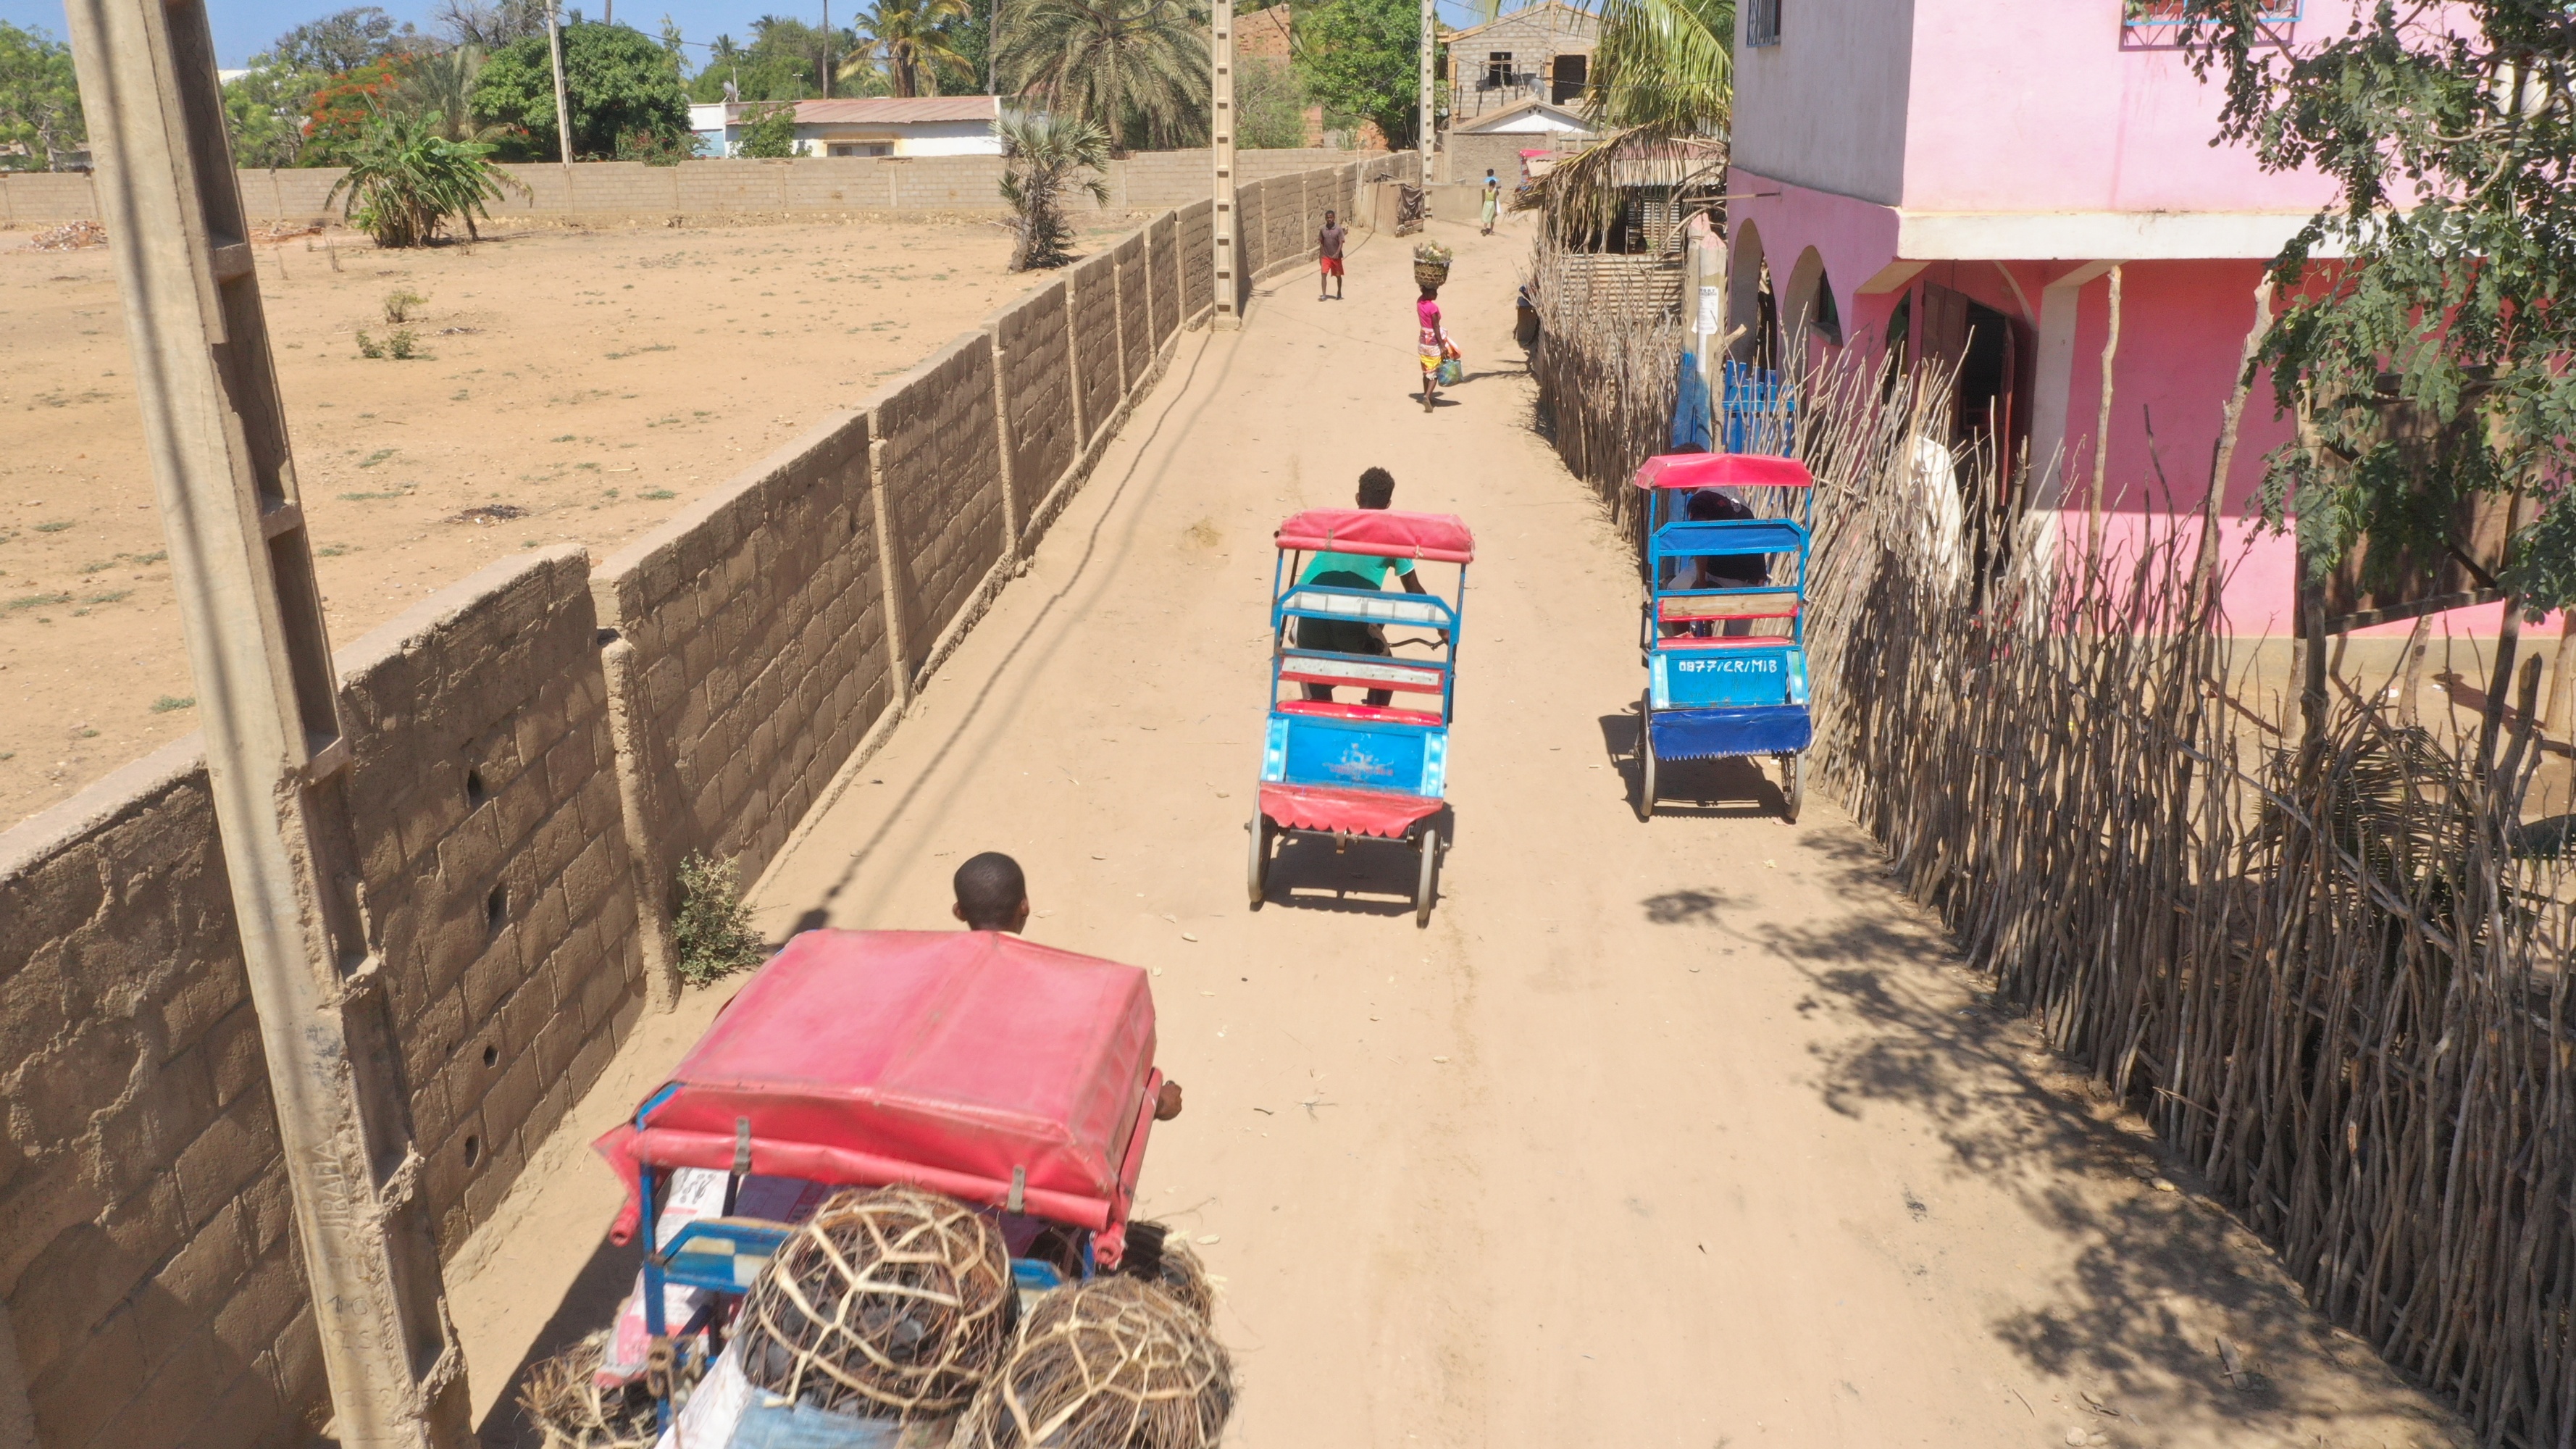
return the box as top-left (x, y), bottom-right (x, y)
top-left (3, 0), bottom-right (1496, 72)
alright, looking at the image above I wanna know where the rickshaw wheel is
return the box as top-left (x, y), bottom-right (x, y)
top-left (1637, 689), bottom-right (1657, 822)
top-left (1247, 813), bottom-right (1274, 909)
top-left (1781, 753), bottom-right (1803, 824)
top-left (1414, 827), bottom-right (1439, 927)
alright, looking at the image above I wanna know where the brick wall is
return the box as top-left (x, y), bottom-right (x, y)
top-left (1070, 251), bottom-right (1123, 448)
top-left (1180, 199), bottom-right (1214, 322)
top-left (0, 155), bottom-right (1392, 1449)
top-left (0, 172), bottom-right (96, 227)
top-left (1147, 212), bottom-right (1181, 348)
top-left (871, 333), bottom-right (1005, 670)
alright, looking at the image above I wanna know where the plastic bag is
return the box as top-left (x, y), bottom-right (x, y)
top-left (1437, 356), bottom-right (1464, 386)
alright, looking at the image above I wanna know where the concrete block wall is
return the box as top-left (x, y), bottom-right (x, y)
top-left (334, 548), bottom-right (647, 1250)
top-left (990, 285), bottom-right (1077, 540)
top-left (0, 172), bottom-right (96, 227)
top-left (590, 412), bottom-right (888, 901)
top-left (1113, 233), bottom-right (1151, 397)
top-left (871, 333), bottom-right (1005, 670)
top-left (0, 154), bottom-right (1388, 1449)
top-left (1070, 251), bottom-right (1124, 446)
top-left (1180, 199), bottom-right (1214, 322)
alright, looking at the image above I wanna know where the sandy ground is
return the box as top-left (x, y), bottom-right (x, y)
top-left (0, 213), bottom-right (1149, 828)
top-left (444, 216), bottom-right (2471, 1448)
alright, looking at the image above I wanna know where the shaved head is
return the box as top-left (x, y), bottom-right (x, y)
top-left (953, 852), bottom-right (1030, 932)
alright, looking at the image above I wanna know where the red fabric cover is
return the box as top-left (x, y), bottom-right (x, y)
top-left (595, 930), bottom-right (1157, 1250)
top-left (1655, 634), bottom-right (1798, 651)
top-left (1259, 781), bottom-right (1444, 838)
top-left (1275, 508), bottom-right (1476, 563)
top-left (1276, 698), bottom-right (1444, 727)
top-left (1631, 452), bottom-right (1815, 492)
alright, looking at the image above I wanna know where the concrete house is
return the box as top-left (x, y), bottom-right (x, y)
top-left (1725, 0), bottom-right (2354, 633)
top-left (1444, 1), bottom-right (1598, 125)
top-left (1450, 98), bottom-right (1596, 188)
top-left (688, 96), bottom-right (1003, 159)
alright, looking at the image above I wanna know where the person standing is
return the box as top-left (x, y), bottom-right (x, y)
top-left (1479, 169), bottom-right (1501, 235)
top-left (1318, 209), bottom-right (1347, 301)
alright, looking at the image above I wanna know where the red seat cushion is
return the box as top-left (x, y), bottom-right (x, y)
top-left (1276, 698), bottom-right (1444, 727)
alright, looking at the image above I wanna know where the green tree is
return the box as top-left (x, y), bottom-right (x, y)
top-left (403, 43), bottom-right (511, 141)
top-left (272, 5), bottom-right (425, 74)
top-left (1293, 0), bottom-right (1421, 149)
top-left (1589, 0), bottom-right (1732, 130)
top-left (1237, 53), bottom-right (1308, 147)
top-left (997, 107), bottom-right (1109, 269)
top-left (472, 21), bottom-right (690, 159)
top-left (2182, 1), bottom-right (2576, 761)
top-left (998, 0), bottom-right (1208, 154)
top-left (844, 0), bottom-right (972, 98)
top-left (221, 57), bottom-right (327, 168)
top-left (736, 99), bottom-right (800, 156)
top-left (0, 21), bottom-right (83, 172)
top-left (327, 109), bottom-right (527, 244)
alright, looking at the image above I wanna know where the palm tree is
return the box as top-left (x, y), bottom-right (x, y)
top-left (997, 0), bottom-right (1207, 154)
top-left (400, 43), bottom-right (509, 142)
top-left (996, 108), bottom-right (1110, 269)
top-left (842, 0), bottom-right (971, 97)
top-left (327, 109), bottom-right (527, 246)
top-left (1587, 0), bottom-right (1734, 132)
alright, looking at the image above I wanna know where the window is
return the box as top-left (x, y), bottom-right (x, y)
top-left (1485, 51), bottom-right (1513, 88)
top-left (1744, 0), bottom-right (1781, 46)
top-left (828, 141), bottom-right (894, 156)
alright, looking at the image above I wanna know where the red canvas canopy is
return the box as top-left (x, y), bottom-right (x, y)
top-left (1275, 509), bottom-right (1476, 563)
top-left (1632, 453), bottom-right (1815, 491)
top-left (594, 930), bottom-right (1159, 1259)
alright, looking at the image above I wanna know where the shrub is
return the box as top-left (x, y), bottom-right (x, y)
top-left (382, 288), bottom-right (423, 322)
top-left (673, 853), bottom-right (766, 987)
top-left (736, 100), bottom-right (799, 159)
top-left (996, 109), bottom-right (1108, 271)
top-left (327, 111), bottom-right (527, 246)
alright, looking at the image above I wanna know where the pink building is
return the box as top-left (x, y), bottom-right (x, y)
top-left (1722, 0), bottom-right (2449, 636)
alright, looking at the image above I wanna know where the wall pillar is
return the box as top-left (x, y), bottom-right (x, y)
top-left (2028, 260), bottom-right (2118, 509)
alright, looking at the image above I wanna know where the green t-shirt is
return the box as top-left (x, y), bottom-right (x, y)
top-left (1298, 551), bottom-right (1397, 588)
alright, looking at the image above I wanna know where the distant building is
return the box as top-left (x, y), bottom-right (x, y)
top-left (1450, 98), bottom-right (1595, 191)
top-left (1235, 2), bottom-right (1327, 148)
top-left (687, 96), bottom-right (1003, 159)
top-left (1443, 1), bottom-right (1597, 126)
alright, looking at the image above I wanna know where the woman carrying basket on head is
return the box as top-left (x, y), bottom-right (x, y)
top-left (1417, 284), bottom-right (1452, 412)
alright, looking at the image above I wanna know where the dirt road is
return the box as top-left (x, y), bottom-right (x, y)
top-left (451, 214), bottom-right (2468, 1448)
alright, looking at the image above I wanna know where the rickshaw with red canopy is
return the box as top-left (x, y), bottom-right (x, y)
top-left (591, 929), bottom-right (1168, 1420)
top-left (1634, 451), bottom-right (1815, 822)
top-left (1247, 508), bottom-right (1473, 927)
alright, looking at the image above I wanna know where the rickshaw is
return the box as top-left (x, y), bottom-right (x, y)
top-left (1247, 508), bottom-right (1473, 927)
top-left (590, 929), bottom-right (1171, 1423)
top-left (1634, 451), bottom-right (1815, 822)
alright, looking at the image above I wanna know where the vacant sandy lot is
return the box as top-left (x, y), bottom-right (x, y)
top-left (0, 213), bottom-right (1147, 827)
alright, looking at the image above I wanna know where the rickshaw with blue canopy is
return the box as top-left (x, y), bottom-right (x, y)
top-left (1634, 451), bottom-right (1815, 822)
top-left (1247, 508), bottom-right (1473, 927)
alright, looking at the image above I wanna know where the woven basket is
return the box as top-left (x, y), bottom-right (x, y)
top-left (953, 1277), bottom-right (1233, 1449)
top-left (1413, 259), bottom-right (1450, 288)
top-left (734, 1186), bottom-right (1016, 1420)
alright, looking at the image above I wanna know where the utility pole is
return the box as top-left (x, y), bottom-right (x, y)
top-left (547, 1), bottom-right (574, 167)
top-left (988, 0), bottom-right (999, 93)
top-left (61, 0), bottom-right (472, 1445)
top-left (821, 0), bottom-right (832, 98)
top-left (1417, 0), bottom-right (1435, 182)
top-left (1210, 0), bottom-right (1240, 330)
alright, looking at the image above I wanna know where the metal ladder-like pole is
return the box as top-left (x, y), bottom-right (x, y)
top-left (61, 0), bottom-right (472, 1442)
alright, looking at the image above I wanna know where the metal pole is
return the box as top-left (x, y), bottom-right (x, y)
top-left (59, 0), bottom-right (472, 1444)
top-left (1418, 0), bottom-right (1435, 180)
top-left (1210, 0), bottom-right (1240, 330)
top-left (822, 0), bottom-right (832, 99)
top-left (547, 2), bottom-right (574, 166)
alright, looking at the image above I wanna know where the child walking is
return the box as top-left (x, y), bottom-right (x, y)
top-left (1417, 284), bottom-right (1450, 412)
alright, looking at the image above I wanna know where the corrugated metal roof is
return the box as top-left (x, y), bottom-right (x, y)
top-left (793, 97), bottom-right (998, 125)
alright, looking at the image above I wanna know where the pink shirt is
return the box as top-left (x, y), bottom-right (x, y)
top-left (1417, 298), bottom-right (1443, 348)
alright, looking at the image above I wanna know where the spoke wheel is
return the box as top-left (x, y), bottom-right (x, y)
top-left (1638, 688), bottom-right (1657, 822)
top-left (1781, 753), bottom-right (1803, 824)
top-left (1415, 828), bottom-right (1440, 927)
top-left (1247, 813), bottom-right (1274, 909)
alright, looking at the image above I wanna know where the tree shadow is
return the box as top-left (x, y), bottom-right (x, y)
top-left (1754, 912), bottom-right (2474, 1444)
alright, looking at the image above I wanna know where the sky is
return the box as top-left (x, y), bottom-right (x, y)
top-left (1, 0), bottom-right (1497, 72)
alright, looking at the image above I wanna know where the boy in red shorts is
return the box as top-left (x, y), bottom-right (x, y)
top-left (1318, 210), bottom-right (1346, 301)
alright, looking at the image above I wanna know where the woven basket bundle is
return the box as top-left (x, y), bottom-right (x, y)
top-left (954, 1277), bottom-right (1234, 1449)
top-left (735, 1185), bottom-right (1018, 1419)
top-left (517, 1332), bottom-right (663, 1449)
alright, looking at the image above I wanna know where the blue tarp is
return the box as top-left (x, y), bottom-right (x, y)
top-left (1648, 704), bottom-right (1813, 761)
